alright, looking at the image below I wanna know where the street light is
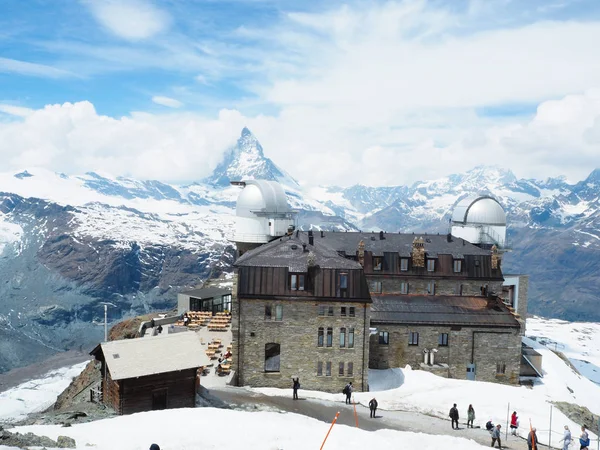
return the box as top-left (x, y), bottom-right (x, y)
top-left (99, 302), bottom-right (117, 342)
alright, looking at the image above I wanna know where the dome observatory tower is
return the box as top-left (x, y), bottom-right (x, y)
top-left (450, 196), bottom-right (507, 249)
top-left (232, 180), bottom-right (297, 255)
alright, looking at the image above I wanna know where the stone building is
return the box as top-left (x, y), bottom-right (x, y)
top-left (232, 232), bottom-right (372, 393)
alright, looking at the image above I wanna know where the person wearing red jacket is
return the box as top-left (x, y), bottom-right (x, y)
top-left (510, 411), bottom-right (519, 435)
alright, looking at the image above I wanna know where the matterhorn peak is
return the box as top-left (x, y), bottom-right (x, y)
top-left (203, 127), bottom-right (299, 188)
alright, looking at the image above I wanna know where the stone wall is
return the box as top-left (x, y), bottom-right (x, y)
top-left (516, 275), bottom-right (529, 324)
top-left (369, 323), bottom-right (521, 384)
top-left (368, 277), bottom-right (504, 297)
top-left (234, 297), bottom-right (370, 393)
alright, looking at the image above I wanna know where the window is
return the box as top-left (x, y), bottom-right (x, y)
top-left (341, 307), bottom-right (347, 316)
top-left (400, 282), bottom-right (409, 294)
top-left (371, 280), bottom-right (383, 293)
top-left (317, 361), bottom-right (323, 376)
top-left (439, 333), bottom-right (449, 346)
top-left (328, 306), bottom-right (334, 317)
top-left (339, 272), bottom-right (348, 297)
top-left (340, 328), bottom-right (346, 348)
top-left (400, 258), bottom-right (409, 271)
top-left (427, 259), bottom-right (435, 272)
top-left (317, 328), bottom-right (324, 347)
top-left (264, 305), bottom-right (272, 320)
top-left (339, 362), bottom-right (344, 376)
top-left (264, 343), bottom-right (280, 372)
top-left (326, 361), bottom-right (332, 376)
top-left (318, 306), bottom-right (325, 316)
top-left (496, 362), bottom-right (506, 375)
top-left (275, 305), bottom-right (283, 321)
top-left (427, 281), bottom-right (436, 295)
top-left (347, 362), bottom-right (354, 376)
top-left (326, 327), bottom-right (333, 347)
top-left (379, 331), bottom-right (389, 345)
top-left (453, 260), bottom-right (462, 273)
top-left (349, 307), bottom-right (355, 317)
top-left (409, 332), bottom-right (419, 346)
top-left (290, 273), bottom-right (306, 291)
top-left (373, 256), bottom-right (383, 271)
top-left (348, 328), bottom-right (355, 348)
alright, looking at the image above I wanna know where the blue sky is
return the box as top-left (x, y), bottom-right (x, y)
top-left (1, 0), bottom-right (600, 185)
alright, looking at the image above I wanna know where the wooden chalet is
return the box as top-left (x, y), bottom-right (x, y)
top-left (90, 332), bottom-right (209, 415)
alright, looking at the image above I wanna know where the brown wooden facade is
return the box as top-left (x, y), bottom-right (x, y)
top-left (93, 350), bottom-right (198, 415)
top-left (237, 266), bottom-right (371, 300)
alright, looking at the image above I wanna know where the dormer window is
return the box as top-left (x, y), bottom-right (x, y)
top-left (453, 260), bottom-right (462, 273)
top-left (290, 273), bottom-right (305, 291)
top-left (427, 259), bottom-right (435, 272)
top-left (373, 256), bottom-right (383, 271)
top-left (400, 258), bottom-right (409, 271)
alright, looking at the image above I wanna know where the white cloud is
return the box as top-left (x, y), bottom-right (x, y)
top-left (152, 96), bottom-right (183, 108)
top-left (0, 93), bottom-right (599, 187)
top-left (0, 104), bottom-right (34, 118)
top-left (84, 0), bottom-right (171, 40)
top-left (0, 57), bottom-right (74, 78)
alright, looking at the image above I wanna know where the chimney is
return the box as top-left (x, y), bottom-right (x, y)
top-left (379, 230), bottom-right (384, 240)
top-left (302, 243), bottom-right (308, 252)
top-left (296, 230), bottom-right (299, 238)
top-left (491, 245), bottom-right (500, 269)
top-left (308, 236), bottom-right (314, 246)
top-left (320, 230), bottom-right (324, 238)
top-left (357, 240), bottom-right (365, 266)
top-left (308, 230), bottom-right (313, 237)
top-left (412, 237), bottom-right (425, 268)
top-left (447, 233), bottom-right (452, 243)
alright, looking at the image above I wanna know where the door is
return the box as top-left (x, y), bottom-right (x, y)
top-left (466, 363), bottom-right (476, 381)
top-left (152, 388), bottom-right (168, 410)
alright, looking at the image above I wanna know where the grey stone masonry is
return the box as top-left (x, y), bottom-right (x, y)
top-left (369, 323), bottom-right (521, 384)
top-left (234, 297), bottom-right (370, 393)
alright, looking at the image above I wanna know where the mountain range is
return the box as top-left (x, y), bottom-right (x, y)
top-left (0, 127), bottom-right (598, 373)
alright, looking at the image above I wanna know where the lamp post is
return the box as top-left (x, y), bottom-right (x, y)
top-left (99, 302), bottom-right (117, 342)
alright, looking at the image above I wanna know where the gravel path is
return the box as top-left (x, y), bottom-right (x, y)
top-left (210, 386), bottom-right (533, 449)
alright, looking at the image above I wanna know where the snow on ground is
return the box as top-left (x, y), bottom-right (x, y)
top-left (255, 337), bottom-right (600, 447)
top-left (6, 407), bottom-right (489, 450)
top-left (0, 218), bottom-right (22, 254)
top-left (527, 316), bottom-right (600, 385)
top-left (0, 362), bottom-right (87, 423)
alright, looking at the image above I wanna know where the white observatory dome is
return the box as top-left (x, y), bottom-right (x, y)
top-left (451, 196), bottom-right (506, 226)
top-left (235, 180), bottom-right (290, 219)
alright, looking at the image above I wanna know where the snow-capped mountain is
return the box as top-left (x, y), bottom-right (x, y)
top-left (0, 126), bottom-right (598, 373)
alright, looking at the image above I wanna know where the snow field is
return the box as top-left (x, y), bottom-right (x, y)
top-left (0, 362), bottom-right (88, 423)
top-left (8, 407), bottom-right (490, 450)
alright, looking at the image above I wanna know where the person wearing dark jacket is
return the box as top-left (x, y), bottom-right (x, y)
top-left (486, 420), bottom-right (494, 433)
top-left (343, 382), bottom-right (353, 404)
top-left (292, 377), bottom-right (300, 400)
top-left (369, 398), bottom-right (378, 418)
top-left (449, 403), bottom-right (459, 429)
top-left (150, 445), bottom-right (160, 450)
top-left (527, 428), bottom-right (538, 450)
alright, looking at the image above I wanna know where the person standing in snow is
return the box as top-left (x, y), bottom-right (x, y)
top-left (580, 425), bottom-right (590, 450)
top-left (343, 382), bottom-right (353, 404)
top-left (510, 411), bottom-right (519, 435)
top-left (559, 425), bottom-right (571, 450)
top-left (491, 424), bottom-right (502, 449)
top-left (449, 403), bottom-right (459, 429)
top-left (292, 377), bottom-right (300, 400)
top-left (486, 420), bottom-right (495, 434)
top-left (467, 404), bottom-right (475, 428)
top-left (149, 444), bottom-right (160, 450)
top-left (527, 428), bottom-right (538, 450)
top-left (369, 398), bottom-right (378, 418)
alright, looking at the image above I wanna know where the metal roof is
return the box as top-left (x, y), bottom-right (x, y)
top-left (451, 196), bottom-right (506, 226)
top-left (92, 332), bottom-right (210, 381)
top-left (370, 295), bottom-right (520, 328)
top-left (179, 287), bottom-right (231, 298)
top-left (308, 231), bottom-right (491, 257)
top-left (235, 232), bottom-right (363, 271)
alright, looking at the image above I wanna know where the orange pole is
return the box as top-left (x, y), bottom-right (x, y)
top-left (353, 397), bottom-right (359, 428)
top-left (320, 411), bottom-right (340, 450)
top-left (529, 419), bottom-right (537, 449)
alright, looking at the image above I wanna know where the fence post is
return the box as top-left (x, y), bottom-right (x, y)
top-left (549, 405), bottom-right (552, 449)
top-left (506, 402), bottom-right (510, 441)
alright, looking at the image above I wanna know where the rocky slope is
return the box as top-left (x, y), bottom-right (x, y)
top-left (0, 127), bottom-right (598, 372)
